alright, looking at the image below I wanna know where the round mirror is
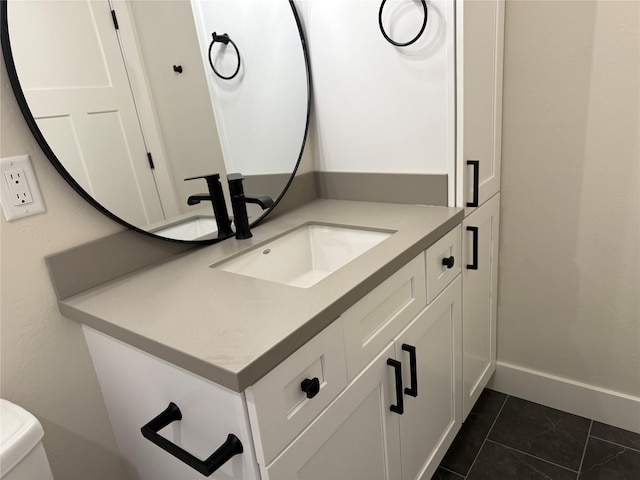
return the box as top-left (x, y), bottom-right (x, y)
top-left (1, 0), bottom-right (310, 243)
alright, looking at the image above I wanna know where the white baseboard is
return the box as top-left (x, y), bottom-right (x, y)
top-left (487, 361), bottom-right (640, 434)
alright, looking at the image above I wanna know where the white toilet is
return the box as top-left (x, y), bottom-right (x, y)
top-left (0, 400), bottom-right (54, 480)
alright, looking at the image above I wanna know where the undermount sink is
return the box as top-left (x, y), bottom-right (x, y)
top-left (154, 217), bottom-right (217, 240)
top-left (213, 224), bottom-right (394, 288)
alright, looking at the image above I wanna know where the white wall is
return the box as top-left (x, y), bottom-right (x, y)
top-left (498, 0), bottom-right (639, 399)
top-left (1, 61), bottom-right (129, 478)
top-left (298, 0), bottom-right (455, 184)
top-left (192, 0), bottom-right (308, 176)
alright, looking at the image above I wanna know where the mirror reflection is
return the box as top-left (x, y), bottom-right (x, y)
top-left (6, 0), bottom-right (309, 241)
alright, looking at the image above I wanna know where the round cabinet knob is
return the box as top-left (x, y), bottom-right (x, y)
top-left (442, 256), bottom-right (455, 269)
top-left (300, 377), bottom-right (320, 399)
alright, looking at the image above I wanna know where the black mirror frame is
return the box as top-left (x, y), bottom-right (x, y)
top-left (0, 0), bottom-right (311, 244)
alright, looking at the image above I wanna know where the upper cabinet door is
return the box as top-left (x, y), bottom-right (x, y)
top-left (456, 0), bottom-right (505, 213)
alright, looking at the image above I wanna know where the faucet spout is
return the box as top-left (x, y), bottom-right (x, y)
top-left (186, 194), bottom-right (211, 206)
top-left (243, 194), bottom-right (275, 210)
top-left (227, 173), bottom-right (273, 240)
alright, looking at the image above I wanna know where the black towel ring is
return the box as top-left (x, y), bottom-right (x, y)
top-left (208, 32), bottom-right (241, 80)
top-left (378, 0), bottom-right (428, 47)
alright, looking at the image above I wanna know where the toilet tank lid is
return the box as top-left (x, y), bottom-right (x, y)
top-left (0, 399), bottom-right (45, 478)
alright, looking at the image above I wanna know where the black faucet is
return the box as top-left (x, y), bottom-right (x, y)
top-left (184, 174), bottom-right (234, 238)
top-left (228, 173), bottom-right (275, 239)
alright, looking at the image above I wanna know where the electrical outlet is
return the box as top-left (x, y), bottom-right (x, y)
top-left (4, 169), bottom-right (34, 206)
top-left (0, 155), bottom-right (46, 221)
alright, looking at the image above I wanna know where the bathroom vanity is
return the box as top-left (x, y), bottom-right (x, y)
top-left (51, 200), bottom-right (467, 479)
top-left (4, 0), bottom-right (504, 476)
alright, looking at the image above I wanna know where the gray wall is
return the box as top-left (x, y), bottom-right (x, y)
top-left (1, 60), bottom-right (128, 478)
top-left (498, 0), bottom-right (639, 397)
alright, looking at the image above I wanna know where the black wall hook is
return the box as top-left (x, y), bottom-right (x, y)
top-left (173, 65), bottom-right (183, 74)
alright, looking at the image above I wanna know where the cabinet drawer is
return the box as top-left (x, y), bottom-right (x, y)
top-left (426, 226), bottom-right (462, 302)
top-left (245, 320), bottom-right (347, 466)
top-left (342, 253), bottom-right (427, 381)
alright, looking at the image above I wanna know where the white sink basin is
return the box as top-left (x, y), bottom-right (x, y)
top-left (154, 217), bottom-right (218, 240)
top-left (213, 224), bottom-right (393, 288)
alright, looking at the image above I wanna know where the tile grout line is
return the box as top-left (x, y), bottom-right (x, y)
top-left (485, 439), bottom-right (579, 474)
top-left (576, 419), bottom-right (594, 479)
top-left (588, 435), bottom-right (640, 454)
top-left (463, 393), bottom-right (509, 477)
top-left (438, 465), bottom-right (466, 479)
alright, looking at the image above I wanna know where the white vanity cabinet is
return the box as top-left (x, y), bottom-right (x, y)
top-left (259, 227), bottom-right (462, 480)
top-left (82, 225), bottom-right (463, 480)
top-left (262, 268), bottom-right (462, 480)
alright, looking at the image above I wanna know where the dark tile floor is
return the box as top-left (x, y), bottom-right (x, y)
top-left (432, 389), bottom-right (640, 480)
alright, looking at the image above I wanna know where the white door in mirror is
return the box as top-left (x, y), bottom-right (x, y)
top-left (0, 155), bottom-right (46, 221)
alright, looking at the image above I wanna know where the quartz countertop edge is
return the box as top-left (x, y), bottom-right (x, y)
top-left (59, 199), bottom-right (464, 393)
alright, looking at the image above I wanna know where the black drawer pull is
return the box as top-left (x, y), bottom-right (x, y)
top-left (442, 256), bottom-right (455, 269)
top-left (402, 344), bottom-right (418, 397)
top-left (301, 377), bottom-right (320, 399)
top-left (467, 226), bottom-right (479, 270)
top-left (387, 358), bottom-right (404, 415)
top-left (466, 160), bottom-right (480, 207)
top-left (141, 402), bottom-right (243, 477)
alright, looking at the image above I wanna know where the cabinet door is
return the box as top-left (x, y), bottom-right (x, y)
top-left (262, 344), bottom-right (402, 480)
top-left (462, 194), bottom-right (500, 419)
top-left (395, 277), bottom-right (462, 480)
top-left (456, 0), bottom-right (505, 212)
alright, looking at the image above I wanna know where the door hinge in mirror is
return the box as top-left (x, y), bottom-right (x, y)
top-left (111, 10), bottom-right (119, 30)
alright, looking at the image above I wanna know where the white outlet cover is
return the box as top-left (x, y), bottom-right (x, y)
top-left (0, 155), bottom-right (46, 221)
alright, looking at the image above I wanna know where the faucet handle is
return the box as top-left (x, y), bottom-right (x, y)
top-left (227, 173), bottom-right (244, 182)
top-left (227, 173), bottom-right (245, 196)
top-left (184, 173), bottom-right (221, 182)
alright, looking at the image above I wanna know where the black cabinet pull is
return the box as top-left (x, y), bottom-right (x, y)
top-left (466, 160), bottom-right (480, 208)
top-left (466, 226), bottom-right (479, 270)
top-left (401, 344), bottom-right (418, 397)
top-left (141, 403), bottom-right (243, 477)
top-left (387, 358), bottom-right (404, 415)
top-left (301, 377), bottom-right (320, 399)
top-left (442, 256), bottom-right (455, 269)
